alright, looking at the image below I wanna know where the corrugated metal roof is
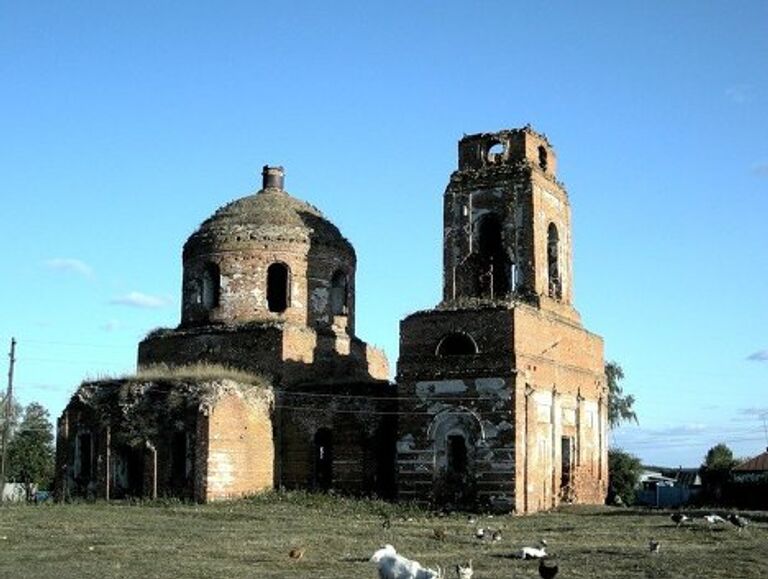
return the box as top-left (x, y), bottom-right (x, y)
top-left (733, 448), bottom-right (768, 472)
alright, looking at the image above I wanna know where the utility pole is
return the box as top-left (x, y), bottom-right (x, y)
top-left (0, 337), bottom-right (17, 498)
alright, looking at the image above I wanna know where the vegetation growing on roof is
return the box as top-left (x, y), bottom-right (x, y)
top-left (72, 364), bottom-right (272, 447)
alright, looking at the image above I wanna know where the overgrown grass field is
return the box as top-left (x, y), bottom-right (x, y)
top-left (1, 493), bottom-right (766, 578)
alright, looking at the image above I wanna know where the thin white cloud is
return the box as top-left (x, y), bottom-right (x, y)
top-left (652, 424), bottom-right (707, 437)
top-left (44, 258), bottom-right (94, 278)
top-left (725, 84), bottom-right (752, 104)
top-left (110, 292), bottom-right (172, 309)
top-left (100, 319), bottom-right (121, 332)
top-left (751, 162), bottom-right (768, 178)
top-left (747, 349), bottom-right (768, 362)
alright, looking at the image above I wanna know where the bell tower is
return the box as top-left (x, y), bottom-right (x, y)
top-left (442, 127), bottom-right (576, 319)
top-left (396, 127), bottom-right (606, 513)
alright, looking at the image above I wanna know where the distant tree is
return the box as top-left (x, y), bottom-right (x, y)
top-left (608, 448), bottom-right (643, 506)
top-left (606, 361), bottom-right (638, 428)
top-left (6, 403), bottom-right (54, 500)
top-left (1, 393), bottom-right (24, 487)
top-left (0, 392), bottom-right (23, 437)
top-left (700, 442), bottom-right (737, 504)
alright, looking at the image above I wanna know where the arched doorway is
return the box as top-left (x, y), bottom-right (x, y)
top-left (428, 408), bottom-right (483, 508)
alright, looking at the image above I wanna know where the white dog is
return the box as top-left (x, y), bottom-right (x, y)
top-left (370, 545), bottom-right (444, 579)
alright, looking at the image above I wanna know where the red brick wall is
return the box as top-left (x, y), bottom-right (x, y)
top-left (203, 390), bottom-right (274, 501)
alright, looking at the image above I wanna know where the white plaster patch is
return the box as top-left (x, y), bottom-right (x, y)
top-left (533, 390), bottom-right (553, 405)
top-left (536, 403), bottom-right (551, 423)
top-left (397, 434), bottom-right (415, 453)
top-left (415, 380), bottom-right (467, 398)
top-left (542, 188), bottom-right (563, 210)
top-left (475, 377), bottom-right (509, 400)
top-left (310, 287), bottom-right (329, 315)
top-left (250, 287), bottom-right (265, 307)
top-left (291, 282), bottom-right (303, 309)
top-left (490, 461), bottom-right (514, 470)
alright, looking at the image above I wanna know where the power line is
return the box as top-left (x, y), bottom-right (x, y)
top-left (1, 337), bottom-right (17, 493)
top-left (17, 338), bottom-right (134, 349)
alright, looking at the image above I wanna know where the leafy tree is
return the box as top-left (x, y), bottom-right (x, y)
top-left (0, 392), bottom-right (23, 438)
top-left (606, 361), bottom-right (638, 428)
top-left (700, 442), bottom-right (736, 504)
top-left (608, 448), bottom-right (643, 506)
top-left (0, 393), bottom-right (23, 487)
top-left (6, 402), bottom-right (54, 500)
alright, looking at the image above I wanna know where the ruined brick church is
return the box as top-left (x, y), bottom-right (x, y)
top-left (56, 127), bottom-right (607, 513)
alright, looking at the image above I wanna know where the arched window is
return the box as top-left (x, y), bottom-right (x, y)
top-left (314, 428), bottom-right (333, 491)
top-left (436, 332), bottom-right (478, 356)
top-left (547, 223), bottom-right (561, 299)
top-left (201, 262), bottom-right (220, 310)
top-left (487, 141), bottom-right (505, 164)
top-left (476, 213), bottom-right (511, 298)
top-left (330, 270), bottom-right (348, 315)
top-left (267, 262), bottom-right (290, 313)
top-left (538, 145), bottom-right (548, 171)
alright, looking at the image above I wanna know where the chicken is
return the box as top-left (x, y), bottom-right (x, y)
top-left (538, 558), bottom-right (559, 579)
top-left (670, 513), bottom-right (689, 527)
top-left (728, 513), bottom-right (749, 531)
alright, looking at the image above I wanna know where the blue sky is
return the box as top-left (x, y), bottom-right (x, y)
top-left (1, 1), bottom-right (766, 467)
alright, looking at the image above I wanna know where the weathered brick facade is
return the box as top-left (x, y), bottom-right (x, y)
top-left (55, 379), bottom-right (274, 502)
top-left (396, 127), bottom-right (607, 513)
top-left (57, 129), bottom-right (606, 511)
top-left (57, 166), bottom-right (392, 502)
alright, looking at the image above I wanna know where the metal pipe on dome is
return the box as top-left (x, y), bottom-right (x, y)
top-left (262, 165), bottom-right (285, 190)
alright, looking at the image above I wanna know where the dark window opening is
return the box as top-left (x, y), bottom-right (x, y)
top-left (547, 223), bottom-right (561, 300)
top-left (561, 436), bottom-right (574, 492)
top-left (202, 262), bottom-right (220, 310)
top-left (314, 428), bottom-right (333, 491)
top-left (330, 270), bottom-right (348, 315)
top-left (267, 262), bottom-right (290, 313)
top-left (77, 432), bottom-right (93, 482)
top-left (447, 434), bottom-right (468, 475)
top-left (436, 332), bottom-right (478, 356)
top-left (171, 431), bottom-right (188, 486)
top-left (476, 213), bottom-right (511, 298)
top-left (111, 444), bottom-right (146, 499)
top-left (538, 145), bottom-right (548, 171)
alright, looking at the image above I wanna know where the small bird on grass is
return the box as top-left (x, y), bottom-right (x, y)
top-left (456, 560), bottom-right (473, 579)
top-left (538, 558), bottom-right (559, 579)
top-left (649, 539), bottom-right (660, 554)
top-left (520, 540), bottom-right (548, 560)
top-left (670, 513), bottom-right (689, 527)
top-left (433, 527), bottom-right (446, 541)
top-left (491, 529), bottom-right (502, 542)
top-left (289, 547), bottom-right (305, 561)
top-left (728, 513), bottom-right (749, 531)
top-left (382, 517), bottom-right (392, 529)
top-left (475, 528), bottom-right (485, 540)
top-left (703, 514), bottom-right (726, 524)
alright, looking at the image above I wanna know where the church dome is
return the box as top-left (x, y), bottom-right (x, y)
top-left (184, 167), bottom-right (353, 258)
top-left (180, 166), bottom-right (357, 331)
